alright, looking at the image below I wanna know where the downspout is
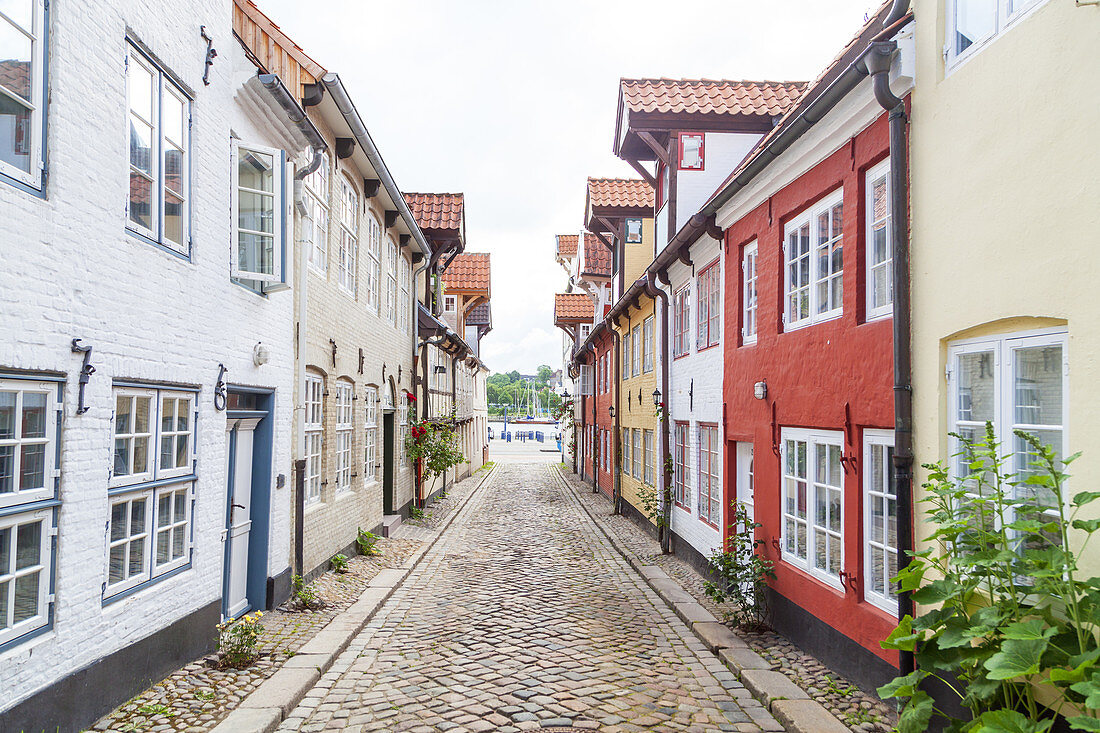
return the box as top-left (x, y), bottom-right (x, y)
top-left (609, 317), bottom-right (623, 514)
top-left (419, 334), bottom-right (448, 508)
top-left (864, 34), bottom-right (914, 677)
top-left (587, 342), bottom-right (599, 495)
top-left (645, 270), bottom-right (673, 554)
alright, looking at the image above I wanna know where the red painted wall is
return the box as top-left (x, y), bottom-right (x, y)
top-left (721, 113), bottom-right (898, 663)
top-left (593, 332), bottom-right (615, 499)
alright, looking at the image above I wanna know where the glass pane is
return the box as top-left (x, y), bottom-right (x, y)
top-left (0, 526), bottom-right (8, 571)
top-left (15, 520), bottom-right (39, 569)
top-left (109, 544), bottom-right (125, 584)
top-left (133, 436), bottom-right (148, 474)
top-left (1014, 345), bottom-right (1062, 426)
top-left (886, 498), bottom-right (897, 548)
top-left (13, 571), bottom-right (37, 623)
top-left (110, 503), bottom-right (127, 542)
top-left (134, 397), bottom-right (150, 433)
top-left (156, 530), bottom-right (169, 565)
top-left (19, 442), bottom-right (43, 490)
top-left (128, 170), bottom-right (153, 230)
top-left (0, 97), bottom-right (32, 174)
top-left (115, 395), bottom-right (131, 434)
top-left (171, 525), bottom-right (184, 559)
top-left (955, 0), bottom-right (997, 55)
top-left (20, 391), bottom-right (44, 437)
top-left (0, 580), bottom-right (7, 628)
top-left (164, 186), bottom-right (184, 245)
top-left (828, 537), bottom-right (841, 576)
top-left (239, 232), bottom-right (275, 276)
top-left (239, 190), bottom-right (274, 234)
top-left (831, 203), bottom-right (843, 239)
top-left (175, 399), bottom-right (190, 432)
top-left (0, 391), bottom-right (14, 439)
top-left (785, 519), bottom-right (796, 553)
top-left (163, 91), bottom-right (184, 147)
top-left (130, 498), bottom-right (146, 534)
top-left (114, 437), bottom-right (131, 476)
top-left (871, 495), bottom-right (885, 544)
top-left (127, 56), bottom-right (154, 120)
top-left (157, 493), bottom-right (171, 526)
top-left (797, 479), bottom-right (807, 517)
top-left (128, 537), bottom-right (144, 578)
top-left (796, 522), bottom-right (806, 557)
top-left (0, 1), bottom-right (34, 31)
top-left (0, 21), bottom-right (32, 101)
top-left (828, 444), bottom-right (842, 485)
top-left (174, 489), bottom-right (186, 519)
top-left (829, 489), bottom-right (842, 532)
top-left (239, 149), bottom-right (274, 192)
top-left (871, 548), bottom-right (885, 595)
top-left (873, 264), bottom-right (890, 309)
top-left (957, 350), bottom-right (995, 422)
top-left (887, 550), bottom-right (898, 594)
top-left (175, 434), bottom-right (188, 469)
top-left (815, 488), bottom-right (827, 526)
top-left (0, 445), bottom-right (12, 493)
top-left (128, 116), bottom-right (153, 174)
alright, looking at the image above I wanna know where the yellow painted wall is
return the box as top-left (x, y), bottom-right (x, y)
top-left (614, 295), bottom-right (660, 516)
top-left (910, 0), bottom-right (1100, 564)
top-left (623, 217), bottom-right (655, 286)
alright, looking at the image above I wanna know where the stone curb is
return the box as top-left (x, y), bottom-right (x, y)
top-left (552, 465), bottom-right (850, 733)
top-left (211, 465), bottom-right (500, 733)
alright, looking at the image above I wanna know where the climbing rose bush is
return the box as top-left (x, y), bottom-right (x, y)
top-left (405, 418), bottom-right (464, 479)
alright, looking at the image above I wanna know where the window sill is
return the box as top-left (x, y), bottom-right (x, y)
top-left (741, 337), bottom-right (757, 347)
top-left (779, 555), bottom-right (845, 593)
top-left (784, 310), bottom-right (842, 333)
top-left (0, 166), bottom-right (46, 198)
top-left (126, 227), bottom-right (191, 262)
top-left (697, 342), bottom-right (720, 353)
top-left (865, 309), bottom-right (893, 324)
top-left (0, 617), bottom-right (53, 656)
top-left (698, 516), bottom-right (720, 531)
top-left (103, 561), bottom-right (192, 607)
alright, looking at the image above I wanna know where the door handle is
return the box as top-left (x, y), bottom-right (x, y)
top-left (232, 503), bottom-right (245, 510)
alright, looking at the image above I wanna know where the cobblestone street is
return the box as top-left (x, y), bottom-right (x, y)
top-left (279, 462), bottom-right (773, 732)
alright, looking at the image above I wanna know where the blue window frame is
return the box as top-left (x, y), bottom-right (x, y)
top-left (0, 0), bottom-right (49, 194)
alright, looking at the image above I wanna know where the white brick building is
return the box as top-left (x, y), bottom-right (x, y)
top-left (0, 1), bottom-right (314, 729)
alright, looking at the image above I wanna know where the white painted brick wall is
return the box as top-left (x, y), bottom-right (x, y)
top-left (0, 1), bottom-right (298, 708)
top-left (675, 132), bottom-right (761, 232)
top-left (666, 237), bottom-right (724, 558)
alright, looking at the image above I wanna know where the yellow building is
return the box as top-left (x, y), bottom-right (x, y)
top-left (910, 0), bottom-right (1100, 564)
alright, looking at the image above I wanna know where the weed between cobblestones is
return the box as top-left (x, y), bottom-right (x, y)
top-left (561, 469), bottom-right (899, 733)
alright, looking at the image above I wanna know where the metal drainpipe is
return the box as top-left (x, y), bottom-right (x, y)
top-left (864, 36), bottom-right (915, 677)
top-left (609, 318), bottom-right (623, 514)
top-left (645, 271), bottom-right (673, 554)
top-left (588, 343), bottom-right (599, 494)
top-left (419, 335), bottom-right (448, 507)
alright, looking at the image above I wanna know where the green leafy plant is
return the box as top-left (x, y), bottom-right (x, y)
top-left (194, 689), bottom-right (216, 701)
top-left (704, 502), bottom-right (775, 631)
top-left (637, 481), bottom-right (668, 532)
top-left (356, 527), bottom-right (381, 556)
top-left (290, 574), bottom-right (321, 609)
top-left (410, 506), bottom-right (424, 520)
top-left (216, 611), bottom-right (264, 667)
top-left (880, 426), bottom-right (1100, 733)
top-left (330, 553), bottom-right (349, 573)
top-left (406, 419), bottom-right (465, 478)
top-left (135, 703), bottom-right (175, 718)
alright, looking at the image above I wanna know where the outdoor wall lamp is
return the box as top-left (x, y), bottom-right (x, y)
top-left (754, 380), bottom-right (768, 400)
top-left (608, 405), bottom-right (616, 418)
top-left (252, 342), bottom-right (269, 367)
top-left (652, 387), bottom-right (662, 407)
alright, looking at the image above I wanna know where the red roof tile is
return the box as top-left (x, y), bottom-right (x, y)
top-left (556, 234), bottom-right (578, 258)
top-left (587, 178), bottom-right (654, 209)
top-left (0, 60), bottom-right (30, 100)
top-left (403, 192), bottom-right (464, 232)
top-left (466, 303), bottom-right (491, 326)
top-left (620, 79), bottom-right (806, 117)
top-left (582, 233), bottom-right (612, 277)
top-left (555, 293), bottom-right (594, 322)
top-left (441, 252), bottom-right (490, 292)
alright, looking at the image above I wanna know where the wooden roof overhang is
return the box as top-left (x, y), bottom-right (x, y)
top-left (615, 110), bottom-right (778, 164)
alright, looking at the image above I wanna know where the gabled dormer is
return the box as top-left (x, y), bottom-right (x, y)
top-left (584, 178), bottom-right (654, 299)
top-left (575, 233), bottom-right (613, 318)
top-left (613, 79), bottom-right (806, 247)
top-left (439, 252), bottom-right (490, 335)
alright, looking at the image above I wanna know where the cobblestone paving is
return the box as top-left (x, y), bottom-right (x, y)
top-left (94, 471), bottom-right (484, 732)
top-left (279, 462), bottom-right (775, 732)
top-left (562, 471), bottom-right (897, 733)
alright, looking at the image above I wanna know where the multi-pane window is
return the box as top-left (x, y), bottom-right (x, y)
top-left (866, 161), bottom-right (892, 319)
top-left (305, 154), bottom-right (330, 272)
top-left (232, 144), bottom-right (284, 283)
top-left (126, 43), bottom-right (190, 253)
top-left (387, 238), bottom-right (398, 326)
top-left (625, 217), bottom-right (643, 243)
top-left (400, 256), bottom-right (411, 333)
top-left (579, 323), bottom-right (591, 342)
top-left (948, 330), bottom-right (1067, 527)
top-left (781, 429), bottom-right (844, 588)
top-left (364, 386), bottom-right (378, 482)
top-left (698, 425), bottom-right (720, 525)
top-left (632, 325), bottom-right (641, 377)
top-left (643, 317), bottom-right (654, 373)
top-left (697, 261), bottom-right (721, 349)
top-left (0, 0), bottom-right (46, 188)
top-left (743, 242), bottom-right (758, 344)
top-left (622, 332), bottom-right (631, 379)
top-left (643, 429), bottom-right (654, 486)
top-left (632, 429), bottom-right (642, 479)
top-left (673, 423), bottom-right (689, 506)
top-left (785, 190), bottom-right (843, 329)
top-left (0, 379), bottom-right (57, 507)
top-left (948, 0), bottom-right (1044, 66)
top-left (864, 430), bottom-right (897, 613)
top-left (339, 179), bottom-right (359, 296)
top-left (107, 386), bottom-right (196, 599)
top-left (0, 377), bottom-right (58, 649)
top-left (334, 381), bottom-right (353, 491)
top-left (304, 373), bottom-right (324, 503)
top-left (622, 428), bottom-right (631, 476)
top-left (673, 285), bottom-right (690, 357)
top-left (444, 295), bottom-right (456, 313)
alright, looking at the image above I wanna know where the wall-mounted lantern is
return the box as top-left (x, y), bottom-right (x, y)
top-left (652, 387), bottom-right (662, 407)
top-left (252, 342), bottom-right (269, 367)
top-left (608, 405), bottom-right (616, 418)
top-left (754, 380), bottom-right (768, 400)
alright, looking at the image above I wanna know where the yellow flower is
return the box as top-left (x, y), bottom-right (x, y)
top-left (256, 611), bottom-right (263, 618)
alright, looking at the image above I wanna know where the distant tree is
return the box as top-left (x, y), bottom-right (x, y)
top-left (507, 370), bottom-right (521, 382)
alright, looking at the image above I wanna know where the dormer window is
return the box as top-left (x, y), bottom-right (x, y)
top-left (625, 218), bottom-right (643, 244)
top-left (679, 133), bottom-right (704, 171)
top-left (444, 295), bottom-right (456, 313)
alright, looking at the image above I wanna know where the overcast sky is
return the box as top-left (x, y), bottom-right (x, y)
top-left (261, 0), bottom-right (879, 374)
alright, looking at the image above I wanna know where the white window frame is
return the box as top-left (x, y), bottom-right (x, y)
top-left (387, 237), bottom-right (399, 326)
top-left (865, 161), bottom-right (892, 321)
top-left (622, 427), bottom-right (631, 476)
top-left (698, 425), bottom-right (721, 525)
top-left (156, 391), bottom-right (196, 481)
top-left (625, 217), bottom-right (643, 244)
top-left (697, 260), bottom-right (721, 349)
top-left (334, 380), bottom-right (354, 492)
top-left (151, 483), bottom-right (191, 575)
top-left (673, 422), bottom-right (689, 506)
top-left (673, 285), bottom-right (691, 357)
top-left (109, 387), bottom-right (157, 488)
top-left (643, 429), bottom-right (654, 486)
top-left (0, 507), bottom-right (53, 647)
top-left (304, 373), bottom-right (324, 504)
top-left (125, 42), bottom-right (191, 254)
top-left (110, 387), bottom-right (196, 488)
top-left (622, 332), bottom-right (631, 378)
top-left (305, 154), bottom-right (330, 273)
top-left (340, 178), bottom-right (362, 297)
top-left (444, 294), bottom-right (457, 313)
top-left (945, 0), bottom-right (1047, 70)
top-left (632, 429), bottom-right (642, 479)
top-left (579, 323), bottom-right (591, 342)
top-left (0, 378), bottom-right (58, 509)
top-left (632, 325), bottom-right (641, 377)
top-left (231, 142), bottom-right (284, 283)
top-left (781, 428), bottom-right (845, 590)
top-left (742, 241), bottom-right (759, 345)
top-left (946, 328), bottom-right (1068, 522)
top-left (643, 317), bottom-right (654, 373)
top-left (400, 256), bottom-right (411, 333)
top-left (863, 429), bottom-right (898, 613)
top-left (784, 189), bottom-right (844, 330)
top-left (364, 386), bottom-right (378, 483)
top-left (0, 0), bottom-right (47, 189)
top-left (106, 481), bottom-right (193, 598)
